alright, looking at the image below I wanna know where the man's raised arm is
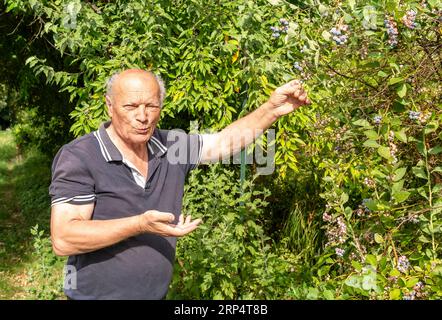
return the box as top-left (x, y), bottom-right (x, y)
top-left (200, 80), bottom-right (310, 163)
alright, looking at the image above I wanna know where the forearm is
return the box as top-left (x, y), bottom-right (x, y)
top-left (208, 102), bottom-right (277, 160)
top-left (201, 80), bottom-right (309, 162)
top-left (52, 215), bottom-right (141, 256)
top-left (223, 102), bottom-right (277, 137)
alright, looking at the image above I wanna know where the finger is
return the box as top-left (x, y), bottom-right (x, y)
top-left (293, 87), bottom-right (301, 99)
top-left (298, 92), bottom-right (308, 103)
top-left (175, 218), bottom-right (202, 230)
top-left (164, 219), bottom-right (202, 237)
top-left (276, 80), bottom-right (302, 95)
top-left (185, 215), bottom-right (191, 224)
top-left (175, 219), bottom-right (202, 236)
top-left (178, 214), bottom-right (184, 225)
top-left (183, 218), bottom-right (202, 227)
top-left (151, 211), bottom-right (175, 223)
top-left (288, 79), bottom-right (301, 87)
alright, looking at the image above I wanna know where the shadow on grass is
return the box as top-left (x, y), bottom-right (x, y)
top-left (12, 151), bottom-right (52, 229)
top-left (0, 130), bottom-right (16, 189)
top-left (0, 139), bottom-right (52, 259)
top-left (0, 130), bottom-right (55, 298)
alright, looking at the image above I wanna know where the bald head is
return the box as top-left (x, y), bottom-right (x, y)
top-left (104, 69), bottom-right (164, 146)
top-left (106, 69), bottom-right (166, 106)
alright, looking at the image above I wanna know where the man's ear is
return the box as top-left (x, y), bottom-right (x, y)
top-left (105, 95), bottom-right (113, 117)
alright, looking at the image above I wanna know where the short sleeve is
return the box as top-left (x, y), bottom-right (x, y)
top-left (49, 146), bottom-right (96, 206)
top-left (186, 133), bottom-right (203, 174)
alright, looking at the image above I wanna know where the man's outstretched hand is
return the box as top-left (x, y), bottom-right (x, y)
top-left (266, 79), bottom-right (311, 119)
top-left (138, 210), bottom-right (202, 237)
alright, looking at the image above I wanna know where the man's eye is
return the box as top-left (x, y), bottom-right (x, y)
top-left (124, 105), bottom-right (137, 110)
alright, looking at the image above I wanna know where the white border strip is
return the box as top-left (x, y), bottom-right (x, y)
top-left (51, 194), bottom-right (96, 206)
top-left (150, 136), bottom-right (167, 153)
top-left (147, 143), bottom-right (154, 154)
top-left (93, 131), bottom-right (111, 162)
top-left (196, 133), bottom-right (203, 168)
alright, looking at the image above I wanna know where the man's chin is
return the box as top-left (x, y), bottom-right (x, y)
top-left (127, 133), bottom-right (151, 145)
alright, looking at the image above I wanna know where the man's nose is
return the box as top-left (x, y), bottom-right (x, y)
top-left (135, 105), bottom-right (148, 122)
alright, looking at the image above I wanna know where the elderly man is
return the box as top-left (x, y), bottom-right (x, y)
top-left (49, 69), bottom-right (310, 300)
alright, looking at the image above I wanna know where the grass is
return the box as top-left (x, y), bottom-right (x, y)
top-left (0, 129), bottom-right (65, 299)
top-left (0, 130), bottom-right (28, 298)
top-left (281, 203), bottom-right (323, 265)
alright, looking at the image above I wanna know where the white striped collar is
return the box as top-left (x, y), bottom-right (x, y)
top-left (94, 121), bottom-right (167, 162)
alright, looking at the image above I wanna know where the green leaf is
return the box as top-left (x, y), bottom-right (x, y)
top-left (364, 199), bottom-right (378, 211)
top-left (394, 129), bottom-right (407, 143)
top-left (345, 275), bottom-right (361, 289)
top-left (364, 130), bottom-right (379, 140)
top-left (323, 290), bottom-right (334, 300)
top-left (352, 260), bottom-right (362, 271)
top-left (390, 269), bottom-right (401, 277)
top-left (307, 287), bottom-right (319, 299)
top-left (348, 0), bottom-right (356, 10)
top-left (318, 4), bottom-right (328, 15)
top-left (374, 233), bottom-right (384, 244)
top-left (318, 265), bottom-right (331, 277)
top-left (6, 2), bottom-right (17, 12)
top-left (429, 146), bottom-right (442, 155)
top-left (406, 278), bottom-right (419, 288)
top-left (417, 187), bottom-right (429, 200)
top-left (432, 184), bottom-right (442, 195)
top-left (344, 206), bottom-right (353, 219)
top-left (365, 254), bottom-right (377, 267)
top-left (389, 288), bottom-right (401, 300)
top-left (393, 167), bottom-right (407, 182)
top-left (392, 190), bottom-right (410, 204)
top-left (416, 141), bottom-right (427, 156)
top-left (428, 0), bottom-right (442, 9)
top-left (432, 167), bottom-right (442, 173)
top-left (388, 77), bottom-right (404, 85)
top-left (396, 83), bottom-right (407, 98)
top-left (425, 121), bottom-right (439, 134)
top-left (412, 167), bottom-right (428, 180)
top-left (392, 180), bottom-right (404, 193)
top-left (267, 0), bottom-right (283, 5)
top-left (340, 192), bottom-right (349, 205)
top-left (322, 30), bottom-right (331, 41)
top-left (344, 13), bottom-right (353, 23)
top-left (377, 146), bottom-right (391, 159)
top-left (353, 119), bottom-right (372, 127)
top-left (362, 273), bottom-right (378, 291)
top-left (363, 140), bottom-right (380, 148)
top-left (372, 168), bottom-right (386, 178)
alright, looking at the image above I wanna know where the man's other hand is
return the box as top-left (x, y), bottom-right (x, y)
top-left (138, 210), bottom-right (202, 237)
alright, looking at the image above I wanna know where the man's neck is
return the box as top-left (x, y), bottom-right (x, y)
top-left (106, 125), bottom-right (147, 162)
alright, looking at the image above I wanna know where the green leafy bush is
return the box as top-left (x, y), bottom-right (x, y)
top-left (169, 165), bottom-right (299, 299)
top-left (26, 225), bottom-right (65, 300)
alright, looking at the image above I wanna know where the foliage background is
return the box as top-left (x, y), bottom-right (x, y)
top-left (0, 0), bottom-right (441, 299)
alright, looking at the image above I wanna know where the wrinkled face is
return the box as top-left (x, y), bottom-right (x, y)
top-left (106, 72), bottom-right (161, 146)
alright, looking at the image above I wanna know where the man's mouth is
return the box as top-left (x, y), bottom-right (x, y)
top-left (135, 127), bottom-right (151, 134)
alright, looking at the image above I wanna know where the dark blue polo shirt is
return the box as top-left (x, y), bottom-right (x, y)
top-left (49, 121), bottom-right (202, 300)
